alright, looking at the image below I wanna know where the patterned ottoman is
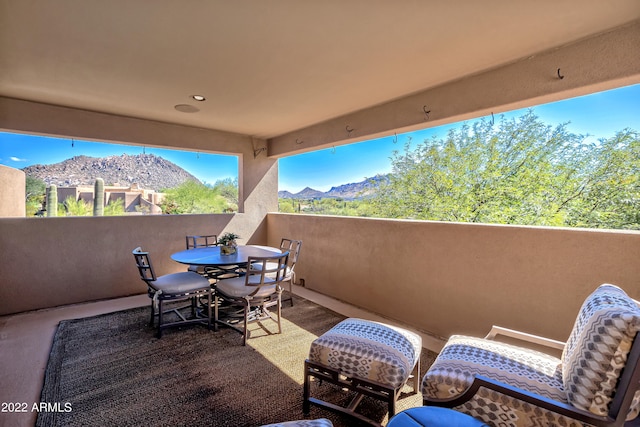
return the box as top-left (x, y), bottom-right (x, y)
top-left (303, 318), bottom-right (422, 426)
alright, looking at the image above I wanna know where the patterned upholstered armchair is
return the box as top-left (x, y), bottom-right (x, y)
top-left (422, 284), bottom-right (640, 427)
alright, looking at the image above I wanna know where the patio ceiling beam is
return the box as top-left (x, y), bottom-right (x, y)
top-left (0, 96), bottom-right (254, 155)
top-left (267, 20), bottom-right (640, 157)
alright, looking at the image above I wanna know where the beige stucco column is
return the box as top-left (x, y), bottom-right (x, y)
top-left (0, 165), bottom-right (26, 217)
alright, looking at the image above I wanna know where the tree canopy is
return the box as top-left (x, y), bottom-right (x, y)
top-left (25, 176), bottom-right (46, 216)
top-left (159, 179), bottom-right (237, 214)
top-left (369, 111), bottom-right (639, 229)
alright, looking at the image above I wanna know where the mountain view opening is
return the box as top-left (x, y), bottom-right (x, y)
top-left (278, 84), bottom-right (640, 230)
top-left (0, 134), bottom-right (239, 217)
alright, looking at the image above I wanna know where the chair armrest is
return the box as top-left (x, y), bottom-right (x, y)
top-left (485, 325), bottom-right (565, 351)
top-left (425, 375), bottom-right (617, 427)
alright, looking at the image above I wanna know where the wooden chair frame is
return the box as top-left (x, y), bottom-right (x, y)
top-left (423, 326), bottom-right (640, 427)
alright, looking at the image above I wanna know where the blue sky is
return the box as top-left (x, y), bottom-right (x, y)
top-left (1, 83), bottom-right (639, 192)
top-left (279, 83), bottom-right (640, 192)
top-left (0, 133), bottom-right (239, 187)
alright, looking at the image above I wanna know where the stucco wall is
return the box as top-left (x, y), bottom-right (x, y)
top-left (266, 213), bottom-right (640, 343)
top-left (0, 165), bottom-right (26, 217)
top-left (0, 212), bottom-right (272, 315)
top-left (2, 208), bottom-right (639, 344)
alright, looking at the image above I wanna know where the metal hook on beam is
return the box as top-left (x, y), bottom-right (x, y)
top-left (346, 125), bottom-right (355, 137)
top-left (423, 105), bottom-right (431, 121)
top-left (557, 68), bottom-right (564, 79)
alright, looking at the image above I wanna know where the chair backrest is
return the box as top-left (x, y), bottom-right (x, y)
top-left (561, 284), bottom-right (640, 421)
top-left (186, 234), bottom-right (217, 249)
top-left (280, 238), bottom-right (302, 270)
top-left (610, 331), bottom-right (640, 422)
top-left (244, 252), bottom-right (290, 289)
top-left (132, 247), bottom-right (156, 283)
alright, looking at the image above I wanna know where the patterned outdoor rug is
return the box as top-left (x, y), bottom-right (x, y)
top-left (37, 295), bottom-right (437, 427)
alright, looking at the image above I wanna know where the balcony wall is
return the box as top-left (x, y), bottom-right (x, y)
top-left (266, 213), bottom-right (640, 343)
top-left (0, 213), bottom-right (261, 315)
top-left (2, 211), bottom-right (639, 344)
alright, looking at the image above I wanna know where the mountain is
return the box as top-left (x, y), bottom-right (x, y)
top-left (277, 190), bottom-right (296, 199)
top-left (295, 187), bottom-right (326, 199)
top-left (22, 154), bottom-right (201, 191)
top-left (325, 174), bottom-right (388, 199)
top-left (278, 174), bottom-right (389, 200)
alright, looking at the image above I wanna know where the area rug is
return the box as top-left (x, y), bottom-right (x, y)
top-left (37, 295), bottom-right (437, 427)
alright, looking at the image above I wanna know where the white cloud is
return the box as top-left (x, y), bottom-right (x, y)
top-left (10, 156), bottom-right (26, 162)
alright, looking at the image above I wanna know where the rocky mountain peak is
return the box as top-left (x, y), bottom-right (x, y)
top-left (22, 153), bottom-right (201, 191)
top-left (278, 174), bottom-right (389, 200)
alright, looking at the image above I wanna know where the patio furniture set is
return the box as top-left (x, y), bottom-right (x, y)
top-left (133, 235), bottom-right (302, 342)
top-left (135, 243), bottom-right (640, 427)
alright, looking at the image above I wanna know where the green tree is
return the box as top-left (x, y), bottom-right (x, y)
top-left (104, 199), bottom-right (125, 216)
top-left (565, 129), bottom-right (640, 229)
top-left (25, 176), bottom-right (46, 216)
top-left (370, 111), bottom-right (639, 229)
top-left (159, 180), bottom-right (230, 214)
top-left (278, 198), bottom-right (296, 213)
top-left (212, 177), bottom-right (238, 206)
top-left (63, 196), bottom-right (91, 216)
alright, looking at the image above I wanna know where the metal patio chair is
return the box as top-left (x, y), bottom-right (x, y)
top-left (132, 246), bottom-right (213, 338)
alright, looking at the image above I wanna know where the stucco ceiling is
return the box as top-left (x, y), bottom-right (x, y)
top-left (1, 1), bottom-right (639, 139)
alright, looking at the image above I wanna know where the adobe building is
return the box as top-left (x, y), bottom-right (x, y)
top-left (50, 183), bottom-right (164, 215)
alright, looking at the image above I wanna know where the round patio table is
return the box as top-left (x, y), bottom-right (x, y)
top-left (171, 244), bottom-right (282, 268)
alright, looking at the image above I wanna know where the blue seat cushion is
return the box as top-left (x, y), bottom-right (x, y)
top-left (388, 407), bottom-right (488, 427)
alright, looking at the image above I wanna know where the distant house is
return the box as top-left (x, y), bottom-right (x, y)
top-left (52, 183), bottom-right (165, 214)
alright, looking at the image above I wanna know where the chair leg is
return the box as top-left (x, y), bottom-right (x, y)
top-left (388, 391), bottom-right (397, 418)
top-left (157, 299), bottom-right (163, 338)
top-left (288, 279), bottom-right (294, 307)
top-left (413, 358), bottom-right (421, 392)
top-left (149, 301), bottom-right (155, 326)
top-left (277, 296), bottom-right (282, 334)
top-left (303, 361), bottom-right (311, 414)
top-left (213, 295), bottom-right (219, 332)
top-left (207, 289), bottom-right (212, 330)
top-left (243, 303), bottom-right (249, 346)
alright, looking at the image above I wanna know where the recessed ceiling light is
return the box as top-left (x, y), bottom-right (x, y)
top-left (175, 104), bottom-right (200, 113)
top-left (192, 95), bottom-right (206, 101)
